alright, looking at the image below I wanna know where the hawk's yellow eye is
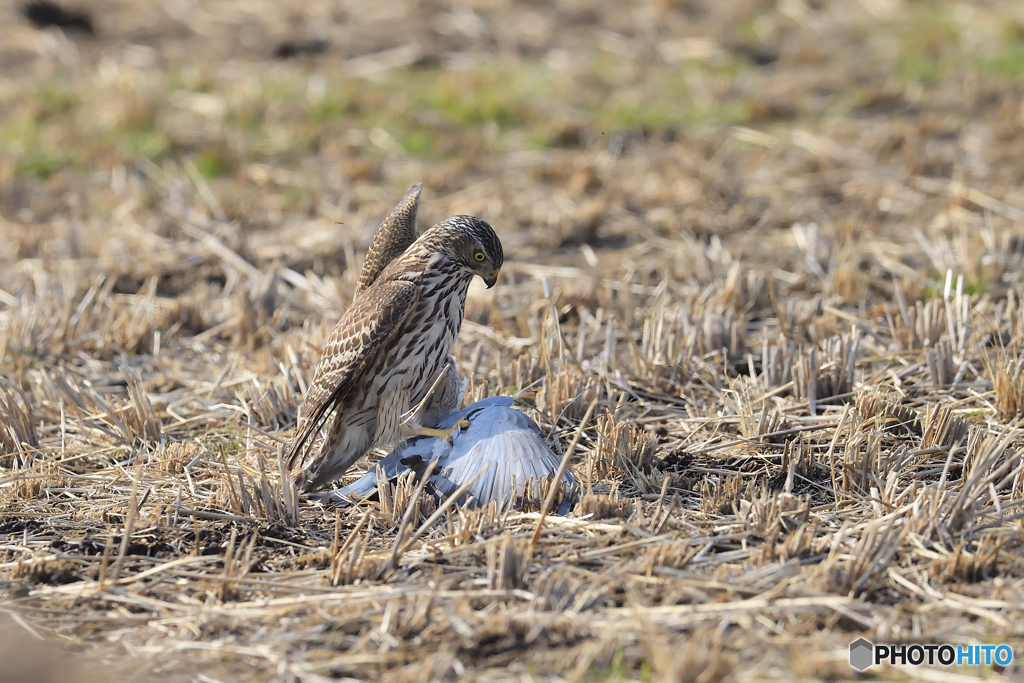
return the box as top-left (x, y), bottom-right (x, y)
top-left (473, 252), bottom-right (486, 262)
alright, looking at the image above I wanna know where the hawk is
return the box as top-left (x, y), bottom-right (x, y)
top-left (354, 183), bottom-right (462, 426)
top-left (287, 190), bottom-right (503, 492)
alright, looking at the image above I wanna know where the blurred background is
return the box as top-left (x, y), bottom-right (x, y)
top-left (3, 0), bottom-right (1024, 286)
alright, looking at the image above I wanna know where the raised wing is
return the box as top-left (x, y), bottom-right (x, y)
top-left (286, 279), bottom-right (419, 472)
top-left (356, 183), bottom-right (422, 294)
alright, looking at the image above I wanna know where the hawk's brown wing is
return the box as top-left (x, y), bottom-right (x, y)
top-left (356, 183), bottom-right (421, 294)
top-left (286, 279), bottom-right (419, 470)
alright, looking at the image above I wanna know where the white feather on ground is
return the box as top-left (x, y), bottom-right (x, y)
top-left (308, 397), bottom-right (579, 512)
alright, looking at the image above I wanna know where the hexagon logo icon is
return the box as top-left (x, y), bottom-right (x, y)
top-left (849, 638), bottom-right (874, 671)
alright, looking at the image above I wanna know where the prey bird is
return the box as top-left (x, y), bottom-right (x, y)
top-left (309, 396), bottom-right (579, 513)
top-left (287, 186), bottom-right (503, 492)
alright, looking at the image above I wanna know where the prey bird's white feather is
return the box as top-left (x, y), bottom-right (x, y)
top-left (309, 397), bottom-right (579, 513)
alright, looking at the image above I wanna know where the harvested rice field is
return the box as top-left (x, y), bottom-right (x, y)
top-left (3, 0), bottom-right (1024, 680)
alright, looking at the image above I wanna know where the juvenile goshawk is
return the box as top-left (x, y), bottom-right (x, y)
top-left (353, 183), bottom-right (462, 426)
top-left (287, 207), bottom-right (503, 492)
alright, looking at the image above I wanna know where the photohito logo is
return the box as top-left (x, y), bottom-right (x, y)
top-left (849, 638), bottom-right (1014, 671)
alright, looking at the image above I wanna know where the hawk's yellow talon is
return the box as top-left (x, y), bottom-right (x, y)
top-left (419, 419), bottom-right (470, 443)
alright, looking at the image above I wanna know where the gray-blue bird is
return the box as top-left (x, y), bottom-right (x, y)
top-left (308, 397), bottom-right (579, 513)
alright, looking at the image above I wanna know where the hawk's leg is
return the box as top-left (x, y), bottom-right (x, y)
top-left (418, 419), bottom-right (470, 443)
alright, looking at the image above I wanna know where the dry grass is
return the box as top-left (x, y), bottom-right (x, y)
top-left (3, 0), bottom-right (1024, 680)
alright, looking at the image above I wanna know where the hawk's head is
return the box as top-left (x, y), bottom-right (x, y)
top-left (426, 215), bottom-right (504, 288)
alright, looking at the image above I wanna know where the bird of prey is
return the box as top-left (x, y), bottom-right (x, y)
top-left (286, 194), bottom-right (503, 493)
top-left (308, 397), bottom-right (580, 513)
top-left (352, 183), bottom-right (462, 426)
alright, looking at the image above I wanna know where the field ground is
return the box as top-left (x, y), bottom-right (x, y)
top-left (3, 0), bottom-right (1024, 680)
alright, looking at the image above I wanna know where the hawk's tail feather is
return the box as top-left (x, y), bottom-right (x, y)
top-left (285, 402), bottom-right (334, 475)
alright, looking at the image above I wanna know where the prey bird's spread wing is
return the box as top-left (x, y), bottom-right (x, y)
top-left (286, 279), bottom-right (419, 470)
top-left (435, 404), bottom-right (566, 507)
top-left (356, 183), bottom-right (421, 294)
top-left (311, 398), bottom-right (580, 512)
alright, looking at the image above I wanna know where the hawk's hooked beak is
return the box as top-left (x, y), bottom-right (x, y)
top-left (482, 269), bottom-right (499, 289)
